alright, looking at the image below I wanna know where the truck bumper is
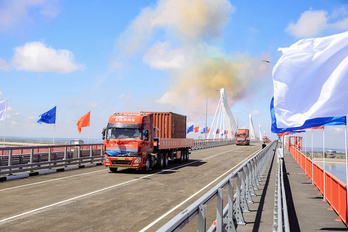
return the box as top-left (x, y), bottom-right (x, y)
top-left (104, 156), bottom-right (144, 168)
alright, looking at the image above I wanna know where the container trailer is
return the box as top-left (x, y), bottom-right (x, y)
top-left (102, 112), bottom-right (193, 172)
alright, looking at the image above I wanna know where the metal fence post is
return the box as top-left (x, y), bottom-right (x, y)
top-left (235, 172), bottom-right (245, 225)
top-left (241, 169), bottom-right (250, 212)
top-left (198, 204), bottom-right (207, 232)
top-left (216, 188), bottom-right (223, 231)
top-left (227, 177), bottom-right (236, 232)
top-left (7, 149), bottom-right (12, 175)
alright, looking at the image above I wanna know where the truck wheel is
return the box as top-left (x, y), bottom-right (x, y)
top-left (156, 153), bottom-right (164, 168)
top-left (180, 152), bottom-right (184, 162)
top-left (143, 156), bottom-right (150, 172)
top-left (164, 153), bottom-right (169, 167)
top-left (109, 167), bottom-right (118, 173)
top-left (186, 150), bottom-right (189, 161)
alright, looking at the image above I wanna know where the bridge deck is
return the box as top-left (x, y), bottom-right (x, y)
top-left (238, 147), bottom-right (347, 231)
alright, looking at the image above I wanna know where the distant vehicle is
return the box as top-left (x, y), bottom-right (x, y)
top-left (102, 112), bottom-right (194, 172)
top-left (70, 139), bottom-right (84, 145)
top-left (236, 129), bottom-right (250, 145)
top-left (327, 149), bottom-right (336, 158)
top-left (263, 136), bottom-right (271, 143)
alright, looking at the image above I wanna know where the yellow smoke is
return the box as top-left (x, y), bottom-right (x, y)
top-left (113, 0), bottom-right (272, 120)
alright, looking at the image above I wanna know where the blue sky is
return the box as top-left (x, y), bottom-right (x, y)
top-left (1, 0), bottom-right (348, 149)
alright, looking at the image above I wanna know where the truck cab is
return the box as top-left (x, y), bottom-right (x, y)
top-left (102, 112), bottom-right (154, 172)
top-left (236, 129), bottom-right (250, 145)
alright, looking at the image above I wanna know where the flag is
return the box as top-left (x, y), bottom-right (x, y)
top-left (37, 106), bottom-right (56, 124)
top-left (186, 125), bottom-right (194, 134)
top-left (205, 128), bottom-right (210, 134)
top-left (199, 127), bottom-right (204, 134)
top-left (304, 126), bottom-right (324, 130)
top-left (0, 100), bottom-right (6, 121)
top-left (194, 126), bottom-right (199, 133)
top-left (270, 98), bottom-right (345, 133)
top-left (272, 31), bottom-right (348, 129)
top-left (216, 129), bottom-right (220, 135)
top-left (77, 111), bottom-right (91, 133)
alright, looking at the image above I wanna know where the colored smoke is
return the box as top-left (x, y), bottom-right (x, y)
top-left (113, 0), bottom-right (272, 120)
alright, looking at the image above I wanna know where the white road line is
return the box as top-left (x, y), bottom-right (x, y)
top-left (0, 169), bottom-right (106, 192)
top-left (0, 146), bottom-right (240, 192)
top-left (139, 149), bottom-right (261, 232)
top-left (0, 146), bottom-right (255, 224)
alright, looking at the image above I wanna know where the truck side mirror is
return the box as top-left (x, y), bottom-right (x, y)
top-left (102, 128), bottom-right (106, 140)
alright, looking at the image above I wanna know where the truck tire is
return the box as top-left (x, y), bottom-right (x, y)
top-left (109, 167), bottom-right (118, 173)
top-left (182, 150), bottom-right (187, 162)
top-left (180, 152), bottom-right (184, 162)
top-left (164, 153), bottom-right (169, 167)
top-left (156, 153), bottom-right (164, 168)
top-left (186, 150), bottom-right (189, 161)
top-left (142, 156), bottom-right (150, 172)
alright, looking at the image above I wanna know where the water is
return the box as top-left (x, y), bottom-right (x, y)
top-left (316, 161), bottom-right (346, 184)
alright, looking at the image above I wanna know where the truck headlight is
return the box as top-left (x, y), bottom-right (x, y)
top-left (134, 157), bottom-right (141, 163)
top-left (104, 155), bottom-right (109, 162)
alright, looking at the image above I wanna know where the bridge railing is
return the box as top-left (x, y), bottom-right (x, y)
top-left (287, 143), bottom-right (347, 225)
top-left (158, 140), bottom-right (277, 232)
top-left (0, 144), bottom-right (104, 176)
top-left (192, 139), bottom-right (235, 150)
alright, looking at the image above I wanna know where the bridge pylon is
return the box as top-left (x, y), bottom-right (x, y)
top-left (207, 88), bottom-right (238, 139)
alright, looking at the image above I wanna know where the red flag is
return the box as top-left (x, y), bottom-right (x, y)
top-left (304, 126), bottom-right (325, 130)
top-left (77, 111), bottom-right (91, 133)
top-left (194, 126), bottom-right (199, 133)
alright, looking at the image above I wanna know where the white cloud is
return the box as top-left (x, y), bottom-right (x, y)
top-left (285, 10), bottom-right (328, 38)
top-left (11, 41), bottom-right (85, 73)
top-left (327, 127), bottom-right (343, 135)
top-left (143, 42), bottom-right (188, 70)
top-left (110, 61), bottom-right (123, 69)
top-left (285, 6), bottom-right (348, 38)
top-left (11, 121), bottom-right (18, 125)
top-left (250, 109), bottom-right (260, 115)
top-left (86, 101), bottom-right (98, 107)
top-left (7, 106), bottom-right (15, 112)
top-left (0, 58), bottom-right (10, 71)
top-left (154, 91), bottom-right (179, 104)
top-left (0, 0), bottom-right (60, 27)
top-left (28, 116), bottom-right (38, 120)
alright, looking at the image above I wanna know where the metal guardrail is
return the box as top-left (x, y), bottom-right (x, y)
top-left (158, 140), bottom-right (277, 232)
top-left (0, 139), bottom-right (238, 176)
top-left (0, 143), bottom-right (104, 176)
top-left (273, 143), bottom-right (290, 232)
top-left (191, 139), bottom-right (236, 150)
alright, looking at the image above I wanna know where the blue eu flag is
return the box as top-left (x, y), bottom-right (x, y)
top-left (37, 106), bottom-right (56, 124)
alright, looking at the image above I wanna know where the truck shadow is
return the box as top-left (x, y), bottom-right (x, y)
top-left (109, 159), bottom-right (206, 175)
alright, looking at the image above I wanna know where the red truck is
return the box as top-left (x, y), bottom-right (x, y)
top-left (102, 112), bottom-right (194, 172)
top-left (236, 129), bottom-right (250, 145)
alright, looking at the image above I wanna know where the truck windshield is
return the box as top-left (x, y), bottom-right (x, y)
top-left (107, 128), bottom-right (143, 140)
top-left (237, 133), bottom-right (246, 137)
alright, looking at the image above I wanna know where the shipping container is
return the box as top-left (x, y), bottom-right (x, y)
top-left (143, 112), bottom-right (186, 138)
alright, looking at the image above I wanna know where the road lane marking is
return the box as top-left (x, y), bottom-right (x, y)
top-left (0, 146), bottom-right (259, 224)
top-left (0, 145), bottom-right (242, 192)
top-left (0, 169), bottom-right (106, 192)
top-left (139, 149), bottom-right (261, 232)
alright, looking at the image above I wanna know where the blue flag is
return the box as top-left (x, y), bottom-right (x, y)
top-left (270, 98), bottom-right (345, 133)
top-left (37, 106), bottom-right (56, 124)
top-left (186, 125), bottom-right (194, 134)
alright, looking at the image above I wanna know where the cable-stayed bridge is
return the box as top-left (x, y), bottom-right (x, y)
top-left (0, 91), bottom-right (346, 231)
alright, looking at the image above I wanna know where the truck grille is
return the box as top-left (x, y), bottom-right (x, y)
top-left (111, 160), bottom-right (132, 165)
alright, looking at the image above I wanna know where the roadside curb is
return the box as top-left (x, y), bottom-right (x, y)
top-left (0, 163), bottom-right (103, 182)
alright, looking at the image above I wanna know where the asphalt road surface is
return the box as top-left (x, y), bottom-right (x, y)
top-left (0, 143), bottom-right (262, 232)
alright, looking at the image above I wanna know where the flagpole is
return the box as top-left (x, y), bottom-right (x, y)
top-left (345, 116), bottom-right (348, 215)
top-left (311, 129), bottom-right (314, 185)
top-left (53, 123), bottom-right (56, 145)
top-left (323, 127), bottom-right (326, 201)
top-left (3, 99), bottom-right (7, 147)
top-left (88, 126), bottom-right (90, 144)
top-left (305, 131), bottom-right (307, 174)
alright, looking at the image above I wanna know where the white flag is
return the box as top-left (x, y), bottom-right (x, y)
top-left (273, 31), bottom-right (348, 128)
top-left (0, 100), bottom-right (6, 121)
